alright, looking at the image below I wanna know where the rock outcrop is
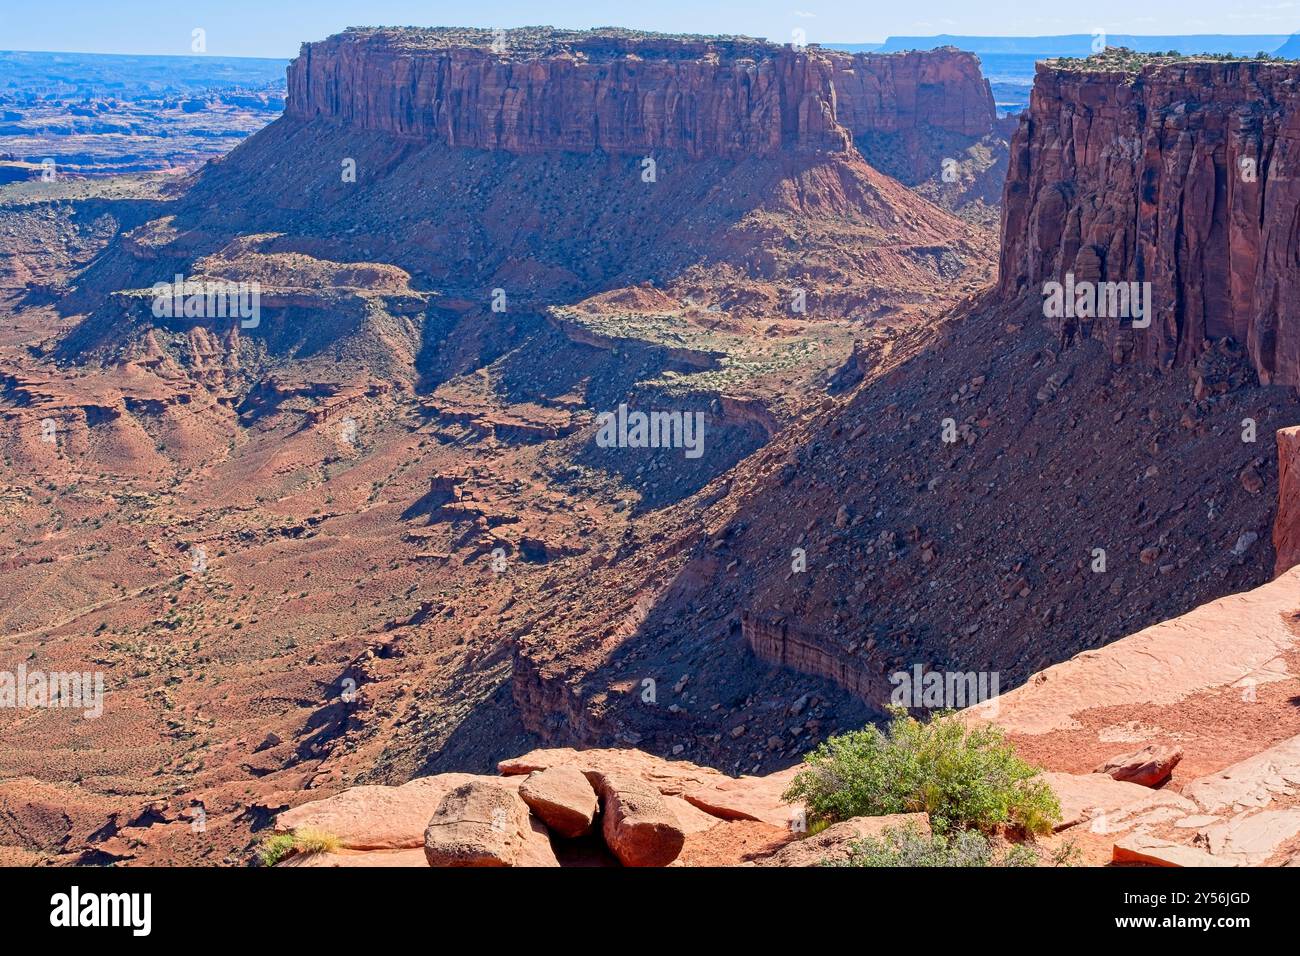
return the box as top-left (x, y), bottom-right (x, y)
top-left (286, 27), bottom-right (993, 178)
top-left (1095, 744), bottom-right (1183, 788)
top-left (518, 767), bottom-right (598, 838)
top-left (1274, 426), bottom-right (1300, 576)
top-left (275, 747), bottom-right (811, 867)
top-left (587, 771), bottom-right (686, 867)
top-left (967, 563), bottom-right (1300, 866)
top-left (422, 780), bottom-right (559, 867)
top-left (275, 773), bottom-right (517, 849)
top-left (998, 56), bottom-right (1300, 386)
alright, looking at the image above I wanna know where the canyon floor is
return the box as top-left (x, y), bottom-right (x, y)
top-left (0, 146), bottom-right (995, 864)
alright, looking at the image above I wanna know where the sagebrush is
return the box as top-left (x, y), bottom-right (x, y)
top-left (783, 708), bottom-right (1060, 835)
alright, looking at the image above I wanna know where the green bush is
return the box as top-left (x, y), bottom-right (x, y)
top-left (826, 824), bottom-right (1069, 867)
top-left (783, 708), bottom-right (1060, 835)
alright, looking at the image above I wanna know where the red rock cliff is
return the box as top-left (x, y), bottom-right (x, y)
top-left (998, 58), bottom-right (1300, 386)
top-left (1275, 426), bottom-right (1300, 576)
top-left (285, 27), bottom-right (993, 167)
top-left (831, 49), bottom-right (994, 140)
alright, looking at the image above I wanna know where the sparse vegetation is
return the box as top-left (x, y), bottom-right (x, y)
top-left (257, 828), bottom-right (340, 866)
top-left (824, 824), bottom-right (1079, 867)
top-left (783, 708), bottom-right (1061, 835)
top-left (1049, 46), bottom-right (1296, 72)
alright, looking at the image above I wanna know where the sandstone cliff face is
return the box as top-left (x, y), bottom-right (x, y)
top-left (831, 50), bottom-right (993, 141)
top-left (285, 28), bottom-right (993, 170)
top-left (1275, 426), bottom-right (1300, 576)
top-left (741, 613), bottom-right (879, 704)
top-left (999, 60), bottom-right (1300, 386)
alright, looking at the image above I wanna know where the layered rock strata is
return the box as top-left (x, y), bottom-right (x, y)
top-left (998, 57), bottom-right (1300, 386)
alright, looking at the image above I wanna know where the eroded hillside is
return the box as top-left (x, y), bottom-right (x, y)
top-left (0, 27), bottom-right (998, 865)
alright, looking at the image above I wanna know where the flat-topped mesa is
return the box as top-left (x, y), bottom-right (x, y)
top-left (285, 27), bottom-right (995, 162)
top-left (998, 54), bottom-right (1300, 386)
top-left (830, 47), bottom-right (996, 141)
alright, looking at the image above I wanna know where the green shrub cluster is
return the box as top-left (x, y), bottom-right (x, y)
top-left (826, 824), bottom-right (1078, 867)
top-left (782, 708), bottom-right (1060, 835)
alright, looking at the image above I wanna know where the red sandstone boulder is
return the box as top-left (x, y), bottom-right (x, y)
top-left (1095, 744), bottom-right (1183, 787)
top-left (275, 772), bottom-right (514, 849)
top-left (518, 767), bottom-right (598, 838)
top-left (587, 772), bottom-right (685, 867)
top-left (499, 747), bottom-right (726, 796)
top-left (423, 780), bottom-right (558, 867)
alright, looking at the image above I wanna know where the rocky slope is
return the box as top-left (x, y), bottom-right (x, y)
top-left (510, 290), bottom-right (1300, 769)
top-left (267, 559), bottom-right (1300, 867)
top-left (508, 55), bottom-right (1300, 772)
top-left (999, 53), bottom-right (1300, 386)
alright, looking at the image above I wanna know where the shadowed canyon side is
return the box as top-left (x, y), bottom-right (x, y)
top-left (999, 54), bottom-right (1300, 385)
top-left (511, 52), bottom-right (1300, 778)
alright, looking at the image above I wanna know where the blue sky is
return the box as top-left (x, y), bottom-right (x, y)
top-left (2, 1), bottom-right (1297, 58)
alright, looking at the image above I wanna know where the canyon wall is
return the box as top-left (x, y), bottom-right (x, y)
top-left (1275, 426), bottom-right (1300, 576)
top-left (741, 612), bottom-right (879, 703)
top-left (285, 28), bottom-right (993, 167)
top-left (998, 59), bottom-right (1300, 386)
top-left (830, 49), bottom-right (994, 141)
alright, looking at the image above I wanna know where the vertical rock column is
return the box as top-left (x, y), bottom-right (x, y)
top-left (1274, 426), bottom-right (1300, 577)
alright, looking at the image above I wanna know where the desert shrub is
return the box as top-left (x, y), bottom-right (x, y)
top-left (258, 828), bottom-right (340, 866)
top-left (258, 834), bottom-right (297, 867)
top-left (825, 825), bottom-right (1044, 867)
top-left (783, 708), bottom-right (1060, 835)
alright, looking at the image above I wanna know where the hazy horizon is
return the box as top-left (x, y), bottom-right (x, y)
top-left (1, 0), bottom-right (1296, 58)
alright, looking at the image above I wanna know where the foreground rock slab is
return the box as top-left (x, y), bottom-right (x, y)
top-left (965, 567), bottom-right (1300, 740)
top-left (682, 765), bottom-right (801, 829)
top-left (1182, 733), bottom-right (1300, 813)
top-left (588, 772), bottom-right (686, 867)
top-left (519, 767), bottom-right (598, 839)
top-left (275, 773), bottom-right (510, 849)
top-left (1202, 809), bottom-right (1300, 865)
top-left (1112, 834), bottom-right (1234, 868)
top-left (283, 848), bottom-right (429, 867)
top-left (423, 780), bottom-right (558, 867)
top-left (1042, 772), bottom-right (1194, 832)
top-left (753, 813), bottom-right (932, 866)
